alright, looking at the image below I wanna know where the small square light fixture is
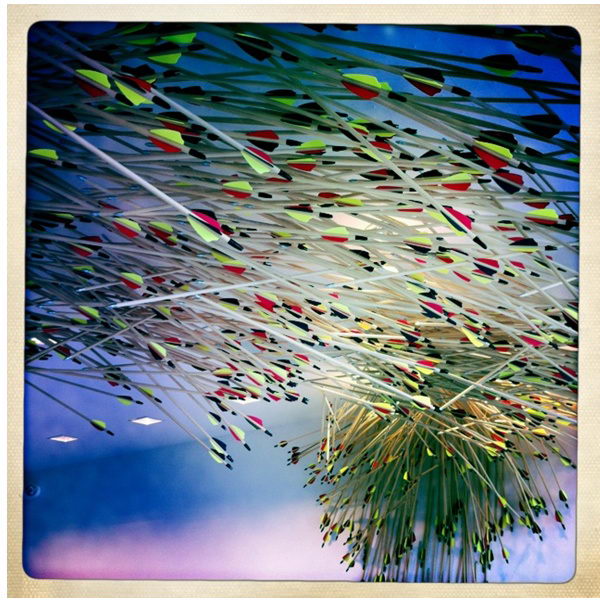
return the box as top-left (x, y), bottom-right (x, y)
top-left (49, 435), bottom-right (78, 443)
top-left (231, 397), bottom-right (261, 404)
top-left (130, 417), bottom-right (162, 426)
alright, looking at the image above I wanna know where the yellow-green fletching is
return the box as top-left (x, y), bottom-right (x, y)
top-left (336, 197), bottom-right (363, 206)
top-left (332, 302), bottom-right (352, 316)
top-left (247, 370), bottom-right (265, 385)
top-left (269, 364), bottom-right (287, 379)
top-left (343, 73), bottom-right (392, 91)
top-left (148, 342), bottom-right (168, 359)
top-left (211, 250), bottom-right (244, 267)
top-left (475, 140), bottom-right (513, 161)
top-left (527, 208), bottom-right (558, 222)
top-left (241, 150), bottom-right (271, 175)
top-left (244, 384), bottom-right (261, 396)
top-left (155, 305), bottom-right (172, 318)
top-left (323, 226), bottom-right (349, 237)
top-left (357, 146), bottom-right (383, 162)
top-left (114, 217), bottom-right (142, 233)
top-left (121, 272), bottom-right (144, 286)
top-left (220, 299), bottom-right (239, 311)
top-left (472, 273), bottom-right (493, 285)
top-left (43, 120), bottom-right (76, 134)
top-left (53, 213), bottom-right (75, 222)
top-left (207, 413), bottom-right (220, 426)
top-left (427, 210), bottom-right (466, 236)
top-left (138, 386), bottom-right (155, 398)
top-left (223, 180), bottom-right (253, 193)
top-left (348, 119), bottom-right (370, 135)
top-left (229, 425), bottom-right (246, 442)
top-left (76, 69), bottom-right (111, 89)
top-left (270, 95), bottom-right (295, 106)
top-left (403, 377), bottom-right (420, 392)
top-left (552, 332), bottom-right (571, 344)
top-left (403, 72), bottom-right (443, 89)
top-left (405, 236), bottom-right (432, 248)
top-left (525, 407), bottom-right (547, 419)
top-left (287, 157), bottom-right (316, 167)
top-left (79, 305), bottom-right (100, 320)
top-left (285, 209), bottom-right (314, 223)
top-left (70, 317), bottom-right (88, 325)
top-left (257, 291), bottom-right (279, 303)
top-left (29, 148), bottom-right (59, 160)
top-left (149, 221), bottom-right (174, 233)
top-left (436, 251), bottom-right (464, 263)
top-left (113, 317), bottom-right (128, 329)
top-left (187, 215), bottom-right (220, 243)
top-left (298, 139), bottom-right (326, 152)
top-left (150, 128), bottom-right (184, 146)
top-left (162, 32), bottom-right (196, 44)
top-left (406, 281), bottom-right (429, 295)
top-left (565, 307), bottom-right (578, 321)
top-left (415, 367), bottom-right (434, 375)
top-left (209, 439), bottom-right (226, 453)
top-left (531, 427), bottom-right (549, 437)
top-left (283, 322), bottom-right (307, 336)
top-left (148, 51), bottom-right (182, 65)
top-left (372, 402), bottom-right (395, 415)
top-left (115, 81), bottom-right (152, 106)
top-left (442, 172), bottom-right (473, 184)
top-left (461, 327), bottom-right (486, 347)
top-left (213, 367), bottom-right (233, 377)
top-left (412, 395), bottom-right (433, 409)
top-left (208, 449), bottom-right (225, 464)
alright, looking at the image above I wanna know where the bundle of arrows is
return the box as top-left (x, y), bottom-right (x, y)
top-left (26, 22), bottom-right (579, 582)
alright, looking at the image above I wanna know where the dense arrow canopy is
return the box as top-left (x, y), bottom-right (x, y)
top-left (26, 22), bottom-right (579, 582)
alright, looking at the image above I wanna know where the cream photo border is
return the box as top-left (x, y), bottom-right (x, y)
top-left (7, 4), bottom-right (600, 597)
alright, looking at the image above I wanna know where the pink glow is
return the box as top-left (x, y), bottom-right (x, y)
top-left (27, 503), bottom-right (359, 580)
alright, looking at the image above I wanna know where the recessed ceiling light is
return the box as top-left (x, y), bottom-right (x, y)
top-left (130, 417), bottom-right (162, 426)
top-left (231, 397), bottom-right (261, 404)
top-left (49, 435), bottom-right (78, 443)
